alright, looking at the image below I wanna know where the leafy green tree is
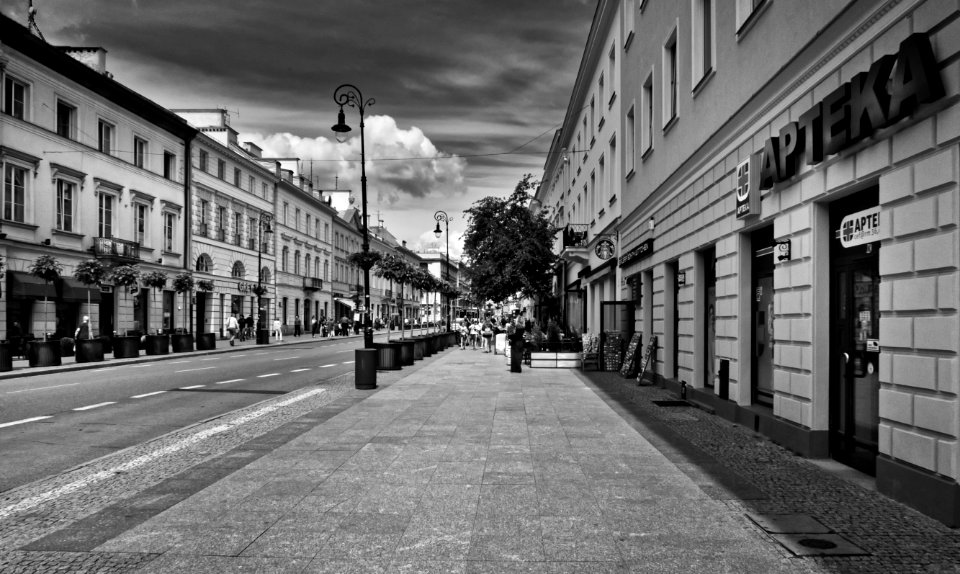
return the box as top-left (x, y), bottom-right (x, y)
top-left (463, 174), bottom-right (559, 305)
top-left (374, 253), bottom-right (415, 339)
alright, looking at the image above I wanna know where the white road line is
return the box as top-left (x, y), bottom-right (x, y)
top-left (257, 373), bottom-right (279, 378)
top-left (273, 356), bottom-right (299, 360)
top-left (91, 367), bottom-right (117, 373)
top-left (175, 367), bottom-right (215, 373)
top-left (0, 416), bottom-right (53, 429)
top-left (233, 354), bottom-right (247, 357)
top-left (128, 364), bottom-right (156, 369)
top-left (0, 388), bottom-right (327, 521)
top-left (131, 391), bottom-right (167, 399)
top-left (178, 385), bottom-right (206, 390)
top-left (318, 364), bottom-right (336, 368)
top-left (214, 379), bottom-right (244, 385)
top-left (73, 402), bottom-right (116, 411)
top-left (290, 368), bottom-right (310, 373)
top-left (170, 360), bottom-right (190, 364)
top-left (199, 357), bottom-right (221, 361)
top-left (335, 349), bottom-right (354, 354)
top-left (343, 361), bottom-right (355, 365)
top-left (6, 382), bottom-right (81, 394)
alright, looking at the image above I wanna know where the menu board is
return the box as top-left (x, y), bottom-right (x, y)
top-left (637, 335), bottom-right (657, 385)
top-left (602, 333), bottom-right (624, 371)
top-left (619, 333), bottom-right (643, 378)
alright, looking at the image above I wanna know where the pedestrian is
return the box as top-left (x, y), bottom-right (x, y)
top-left (225, 313), bottom-right (240, 346)
top-left (294, 314), bottom-right (302, 337)
top-left (238, 313), bottom-right (247, 342)
top-left (272, 318), bottom-right (283, 341)
top-left (508, 317), bottom-right (525, 373)
top-left (74, 315), bottom-right (90, 340)
top-left (311, 316), bottom-right (319, 338)
top-left (459, 321), bottom-right (468, 349)
top-left (246, 315), bottom-right (254, 341)
top-left (481, 318), bottom-right (494, 352)
top-left (469, 320), bottom-right (480, 350)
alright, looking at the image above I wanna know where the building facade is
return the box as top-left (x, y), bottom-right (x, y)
top-left (1, 14), bottom-right (196, 342)
top-left (542, 0), bottom-right (960, 525)
top-left (173, 109), bottom-right (276, 338)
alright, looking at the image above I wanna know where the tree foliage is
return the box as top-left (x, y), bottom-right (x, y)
top-left (462, 174), bottom-right (559, 304)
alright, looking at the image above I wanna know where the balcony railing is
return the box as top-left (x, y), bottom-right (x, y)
top-left (303, 277), bottom-right (323, 291)
top-left (93, 237), bottom-right (140, 261)
top-left (563, 224), bottom-right (589, 248)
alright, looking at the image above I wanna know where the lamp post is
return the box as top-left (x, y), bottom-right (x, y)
top-left (256, 213), bottom-right (273, 344)
top-left (433, 210), bottom-right (450, 332)
top-left (332, 84), bottom-right (375, 348)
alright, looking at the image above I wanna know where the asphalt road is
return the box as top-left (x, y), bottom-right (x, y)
top-left (0, 337), bottom-right (363, 492)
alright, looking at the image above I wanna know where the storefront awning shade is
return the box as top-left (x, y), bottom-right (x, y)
top-left (59, 277), bottom-right (102, 303)
top-left (335, 298), bottom-right (356, 309)
top-left (8, 271), bottom-right (56, 299)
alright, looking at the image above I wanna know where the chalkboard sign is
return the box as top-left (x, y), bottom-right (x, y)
top-left (637, 335), bottom-right (657, 385)
top-left (619, 332), bottom-right (643, 377)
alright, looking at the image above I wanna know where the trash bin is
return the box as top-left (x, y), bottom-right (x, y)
top-left (355, 348), bottom-right (377, 389)
top-left (373, 342), bottom-right (400, 370)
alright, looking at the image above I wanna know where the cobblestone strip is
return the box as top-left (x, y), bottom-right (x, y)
top-left (583, 371), bottom-right (960, 574)
top-left (0, 373), bottom-right (357, 551)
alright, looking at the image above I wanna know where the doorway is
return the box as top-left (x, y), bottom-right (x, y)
top-left (829, 189), bottom-right (881, 475)
top-left (751, 226), bottom-right (775, 407)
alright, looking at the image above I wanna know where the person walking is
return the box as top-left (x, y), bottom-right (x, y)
top-left (272, 318), bottom-right (283, 341)
top-left (469, 320), bottom-right (480, 350)
top-left (225, 313), bottom-right (240, 346)
top-left (294, 314), bottom-right (302, 338)
top-left (311, 316), bottom-right (319, 338)
top-left (481, 319), bottom-right (494, 353)
top-left (459, 321), bottom-right (469, 349)
top-left (74, 315), bottom-right (91, 341)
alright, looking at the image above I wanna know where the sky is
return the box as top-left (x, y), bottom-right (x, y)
top-left (1, 0), bottom-right (596, 259)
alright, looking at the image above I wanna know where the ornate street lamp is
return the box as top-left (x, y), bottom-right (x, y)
top-left (332, 84), bottom-right (375, 348)
top-left (255, 213), bottom-right (273, 344)
top-left (434, 210), bottom-right (450, 332)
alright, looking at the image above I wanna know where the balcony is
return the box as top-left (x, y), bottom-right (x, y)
top-left (303, 277), bottom-right (323, 291)
top-left (92, 237), bottom-right (140, 262)
top-left (561, 224), bottom-right (589, 264)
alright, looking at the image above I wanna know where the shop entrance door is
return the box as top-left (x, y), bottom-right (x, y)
top-left (599, 301), bottom-right (635, 371)
top-left (751, 227), bottom-right (775, 407)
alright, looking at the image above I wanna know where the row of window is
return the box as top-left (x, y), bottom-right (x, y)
top-left (4, 75), bottom-right (179, 180)
top-left (197, 148), bottom-right (269, 198)
top-left (280, 202), bottom-right (331, 241)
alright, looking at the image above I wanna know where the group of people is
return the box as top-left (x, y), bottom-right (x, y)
top-left (457, 317), bottom-right (507, 352)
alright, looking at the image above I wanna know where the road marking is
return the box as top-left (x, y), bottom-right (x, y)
top-left (233, 354), bottom-right (247, 357)
top-left (170, 360), bottom-right (190, 364)
top-left (91, 367), bottom-right (117, 373)
top-left (290, 368), bottom-right (310, 373)
top-left (0, 416), bottom-right (53, 429)
top-left (336, 349), bottom-right (354, 354)
top-left (73, 402), bottom-right (116, 411)
top-left (128, 364), bottom-right (156, 369)
top-left (200, 357), bottom-right (221, 361)
top-left (273, 356), bottom-right (299, 360)
top-left (343, 361), bottom-right (355, 365)
top-left (214, 379), bottom-right (244, 385)
top-left (179, 385), bottom-right (206, 390)
top-left (257, 373), bottom-right (279, 378)
top-left (131, 391), bottom-right (167, 399)
top-left (0, 388), bottom-right (326, 520)
top-left (7, 382), bottom-right (81, 394)
top-left (175, 367), bottom-right (216, 373)
top-left (318, 364), bottom-right (336, 368)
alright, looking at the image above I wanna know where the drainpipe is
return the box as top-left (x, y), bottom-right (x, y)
top-left (183, 136), bottom-right (194, 335)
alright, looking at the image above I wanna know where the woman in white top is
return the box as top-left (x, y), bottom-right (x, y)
top-left (272, 318), bottom-right (283, 341)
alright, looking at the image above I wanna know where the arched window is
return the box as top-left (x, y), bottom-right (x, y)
top-left (281, 246), bottom-right (289, 272)
top-left (231, 261), bottom-right (245, 279)
top-left (304, 254), bottom-right (311, 277)
top-left (324, 259), bottom-right (329, 281)
top-left (195, 253), bottom-right (212, 273)
top-left (260, 266), bottom-right (271, 284)
top-left (294, 250), bottom-right (301, 275)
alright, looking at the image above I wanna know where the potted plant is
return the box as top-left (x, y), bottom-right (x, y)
top-left (141, 270), bottom-right (169, 355)
top-left (109, 264), bottom-right (141, 358)
top-left (171, 271), bottom-right (194, 353)
top-left (73, 259), bottom-right (106, 362)
top-left (195, 279), bottom-right (216, 350)
top-left (27, 254), bottom-right (63, 367)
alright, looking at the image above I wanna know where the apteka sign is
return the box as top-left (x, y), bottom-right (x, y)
top-left (759, 32), bottom-right (944, 190)
top-left (839, 206), bottom-right (885, 248)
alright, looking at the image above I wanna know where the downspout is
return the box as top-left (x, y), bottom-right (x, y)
top-left (183, 136), bottom-right (194, 334)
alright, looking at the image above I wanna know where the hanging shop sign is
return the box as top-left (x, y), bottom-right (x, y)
top-left (759, 32), bottom-right (944, 190)
top-left (595, 238), bottom-right (616, 260)
top-left (237, 282), bottom-right (257, 293)
top-left (837, 205), bottom-right (885, 248)
top-left (735, 153), bottom-right (761, 219)
top-left (776, 239), bottom-right (791, 262)
top-left (618, 238), bottom-right (654, 267)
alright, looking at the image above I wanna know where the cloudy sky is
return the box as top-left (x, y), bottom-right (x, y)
top-left (1, 0), bottom-right (595, 257)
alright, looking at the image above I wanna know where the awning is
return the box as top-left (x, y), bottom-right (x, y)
top-left (334, 298), bottom-right (356, 309)
top-left (59, 277), bottom-right (102, 303)
top-left (7, 271), bottom-right (56, 299)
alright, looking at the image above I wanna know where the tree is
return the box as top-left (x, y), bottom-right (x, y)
top-left (173, 272), bottom-right (195, 334)
top-left (73, 259), bottom-right (106, 339)
top-left (109, 264), bottom-right (140, 335)
top-left (29, 254), bottom-right (62, 341)
top-left (374, 253), bottom-right (415, 339)
top-left (462, 174), bottom-right (559, 305)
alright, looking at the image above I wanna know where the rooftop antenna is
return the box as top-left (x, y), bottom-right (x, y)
top-left (27, 0), bottom-right (45, 41)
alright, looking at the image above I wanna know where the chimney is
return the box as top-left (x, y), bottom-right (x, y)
top-left (243, 142), bottom-right (262, 158)
top-left (61, 47), bottom-right (108, 74)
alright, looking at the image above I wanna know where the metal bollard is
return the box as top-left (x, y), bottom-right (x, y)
top-left (355, 348), bottom-right (378, 389)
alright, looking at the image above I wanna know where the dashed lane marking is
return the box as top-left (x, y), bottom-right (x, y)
top-left (199, 357), bottom-right (221, 361)
top-left (214, 379), bottom-right (244, 385)
top-left (257, 373), bottom-right (279, 378)
top-left (319, 364), bottom-right (336, 368)
top-left (0, 416), bottom-right (53, 429)
top-left (273, 356), bottom-right (300, 360)
top-left (0, 388), bottom-right (326, 520)
top-left (131, 391), bottom-right (167, 399)
top-left (170, 360), bottom-right (190, 364)
top-left (178, 385), bottom-right (206, 390)
top-left (290, 368), bottom-right (310, 373)
top-left (6, 382), bottom-right (81, 394)
top-left (343, 361), bottom-right (355, 365)
top-left (128, 364), bottom-right (156, 369)
top-left (175, 367), bottom-right (216, 373)
top-left (73, 402), bottom-right (116, 411)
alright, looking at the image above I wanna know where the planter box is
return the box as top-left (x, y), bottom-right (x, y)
top-left (171, 334), bottom-right (194, 353)
top-left (145, 334), bottom-right (170, 356)
top-left (373, 342), bottom-right (400, 371)
top-left (0, 341), bottom-right (12, 372)
top-left (529, 351), bottom-right (582, 369)
top-left (113, 336), bottom-right (140, 359)
top-left (27, 340), bottom-right (61, 367)
top-left (75, 339), bottom-right (104, 363)
top-left (196, 333), bottom-right (217, 350)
